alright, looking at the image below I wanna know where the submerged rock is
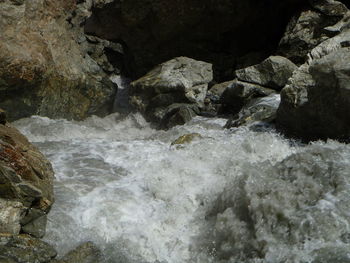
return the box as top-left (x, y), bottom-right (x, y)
top-left (235, 56), bottom-right (297, 91)
top-left (171, 133), bottom-right (203, 146)
top-left (130, 57), bottom-right (213, 128)
top-left (225, 94), bottom-right (280, 128)
top-left (221, 80), bottom-right (276, 115)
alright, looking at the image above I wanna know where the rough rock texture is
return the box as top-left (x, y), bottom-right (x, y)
top-left (235, 56), bottom-right (297, 90)
top-left (221, 80), bottom-right (276, 115)
top-left (130, 57), bottom-right (212, 127)
top-left (278, 47), bottom-right (350, 140)
top-left (0, 234), bottom-right (57, 263)
top-left (225, 94), bottom-right (280, 128)
top-left (85, 0), bottom-right (305, 79)
top-left (0, 0), bottom-right (117, 121)
top-left (0, 114), bottom-right (54, 240)
top-left (309, 0), bottom-right (348, 16)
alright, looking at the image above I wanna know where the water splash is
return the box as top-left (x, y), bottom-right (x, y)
top-left (13, 114), bottom-right (350, 263)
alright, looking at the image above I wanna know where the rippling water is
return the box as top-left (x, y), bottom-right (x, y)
top-left (13, 113), bottom-right (350, 263)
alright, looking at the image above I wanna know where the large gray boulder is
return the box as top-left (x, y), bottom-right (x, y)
top-left (130, 57), bottom-right (212, 128)
top-left (277, 47), bottom-right (350, 140)
top-left (235, 56), bottom-right (297, 91)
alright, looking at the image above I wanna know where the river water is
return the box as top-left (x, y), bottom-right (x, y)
top-left (13, 112), bottom-right (350, 263)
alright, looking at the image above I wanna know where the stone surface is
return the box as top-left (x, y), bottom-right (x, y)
top-left (225, 94), bottom-right (280, 128)
top-left (84, 0), bottom-right (305, 79)
top-left (235, 56), bottom-right (297, 90)
top-left (309, 0), bottom-right (348, 16)
top-left (130, 57), bottom-right (212, 127)
top-left (0, 0), bottom-right (117, 121)
top-left (0, 199), bottom-right (24, 235)
top-left (221, 80), bottom-right (276, 115)
top-left (171, 133), bottom-right (203, 146)
top-left (0, 234), bottom-right (57, 263)
top-left (277, 47), bottom-right (350, 140)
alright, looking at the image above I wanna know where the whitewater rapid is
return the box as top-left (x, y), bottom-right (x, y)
top-left (13, 113), bottom-right (350, 263)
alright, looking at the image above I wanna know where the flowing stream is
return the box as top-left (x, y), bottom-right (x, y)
top-left (13, 111), bottom-right (350, 263)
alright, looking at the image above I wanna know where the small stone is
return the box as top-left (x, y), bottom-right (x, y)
top-left (171, 133), bottom-right (203, 146)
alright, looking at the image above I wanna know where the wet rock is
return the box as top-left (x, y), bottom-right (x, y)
top-left (0, 234), bottom-right (57, 263)
top-left (277, 46), bottom-right (350, 140)
top-left (53, 242), bottom-right (102, 263)
top-left (0, 199), bottom-right (24, 235)
top-left (225, 94), bottom-right (280, 128)
top-left (221, 80), bottom-right (276, 115)
top-left (0, 123), bottom-right (54, 237)
top-left (235, 56), bottom-right (297, 91)
top-left (130, 57), bottom-right (212, 127)
top-left (0, 0), bottom-right (117, 121)
top-left (171, 133), bottom-right (203, 146)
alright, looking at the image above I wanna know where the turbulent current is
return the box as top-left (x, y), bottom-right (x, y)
top-left (13, 113), bottom-right (350, 263)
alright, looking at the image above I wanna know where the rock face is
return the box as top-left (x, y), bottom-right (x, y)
top-left (277, 47), bottom-right (350, 140)
top-left (130, 57), bottom-right (213, 128)
top-left (0, 0), bottom-right (117, 121)
top-left (235, 56), bottom-right (298, 91)
top-left (0, 112), bottom-right (54, 239)
top-left (53, 242), bottom-right (102, 263)
top-left (85, 0), bottom-right (305, 79)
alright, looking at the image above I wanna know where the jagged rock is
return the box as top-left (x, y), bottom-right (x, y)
top-left (277, 47), bottom-right (350, 140)
top-left (0, 199), bottom-right (24, 235)
top-left (221, 80), bottom-right (276, 115)
top-left (0, 0), bottom-right (117, 121)
top-left (84, 0), bottom-right (305, 78)
top-left (52, 242), bottom-right (102, 263)
top-left (0, 122), bottom-right (54, 237)
top-left (235, 56), bottom-right (297, 90)
top-left (225, 94), bottom-right (280, 128)
top-left (130, 57), bottom-right (212, 127)
top-left (309, 0), bottom-right (348, 16)
top-left (0, 234), bottom-right (57, 263)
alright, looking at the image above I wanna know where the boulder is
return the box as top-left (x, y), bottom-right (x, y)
top-left (235, 56), bottom-right (297, 90)
top-left (309, 0), bottom-right (348, 16)
top-left (0, 115), bottom-right (54, 237)
top-left (225, 94), bottom-right (280, 128)
top-left (0, 0), bottom-right (117, 121)
top-left (0, 234), bottom-right (57, 263)
top-left (221, 80), bottom-right (276, 115)
top-left (171, 133), bottom-right (203, 146)
top-left (130, 57), bottom-right (212, 127)
top-left (277, 47), bottom-right (350, 140)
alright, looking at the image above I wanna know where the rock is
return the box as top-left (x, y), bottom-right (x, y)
top-left (0, 234), bottom-right (57, 263)
top-left (221, 80), bottom-right (276, 115)
top-left (84, 0), bottom-right (305, 79)
top-left (277, 9), bottom-right (341, 64)
top-left (225, 94), bottom-right (280, 128)
top-left (0, 123), bottom-right (54, 236)
top-left (53, 242), bottom-right (102, 263)
top-left (171, 133), bottom-right (203, 146)
top-left (235, 56), bottom-right (297, 90)
top-left (0, 199), bottom-right (24, 235)
top-left (277, 47), bottom-right (350, 140)
top-left (0, 0), bottom-right (117, 121)
top-left (130, 57), bottom-right (212, 127)
top-left (309, 0), bottom-right (348, 16)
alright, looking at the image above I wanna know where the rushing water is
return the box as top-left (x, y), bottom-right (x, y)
top-left (13, 112), bottom-right (350, 263)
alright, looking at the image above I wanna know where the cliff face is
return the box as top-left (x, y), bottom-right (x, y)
top-left (0, 0), bottom-right (116, 121)
top-left (85, 0), bottom-right (305, 79)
